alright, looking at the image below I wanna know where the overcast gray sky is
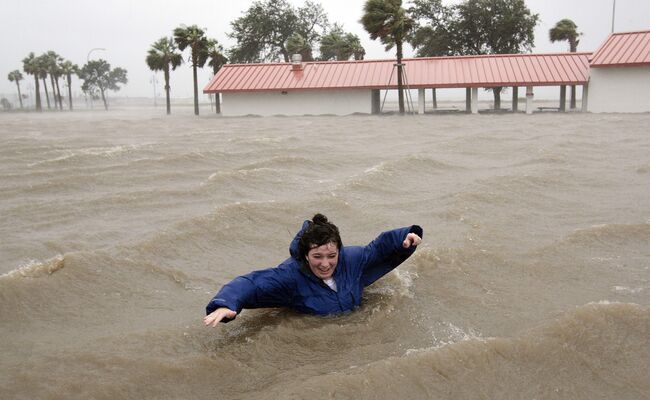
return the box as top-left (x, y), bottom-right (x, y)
top-left (1, 0), bottom-right (649, 100)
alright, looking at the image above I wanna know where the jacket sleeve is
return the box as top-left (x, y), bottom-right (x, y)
top-left (360, 225), bottom-right (423, 287)
top-left (289, 220), bottom-right (311, 259)
top-left (205, 263), bottom-right (296, 322)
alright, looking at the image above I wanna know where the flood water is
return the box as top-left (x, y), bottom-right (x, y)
top-left (1, 107), bottom-right (649, 399)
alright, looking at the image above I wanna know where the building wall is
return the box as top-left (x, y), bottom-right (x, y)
top-left (221, 89), bottom-right (372, 116)
top-left (588, 66), bottom-right (650, 113)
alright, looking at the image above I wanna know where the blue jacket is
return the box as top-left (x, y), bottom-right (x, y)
top-left (206, 222), bottom-right (423, 322)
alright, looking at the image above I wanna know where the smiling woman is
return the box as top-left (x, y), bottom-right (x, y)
top-left (204, 213), bottom-right (423, 327)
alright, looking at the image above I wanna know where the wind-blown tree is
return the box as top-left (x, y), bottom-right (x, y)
top-left (361, 0), bottom-right (413, 115)
top-left (7, 70), bottom-right (24, 109)
top-left (228, 0), bottom-right (329, 63)
top-left (550, 18), bottom-right (581, 109)
top-left (206, 39), bottom-right (228, 114)
top-left (78, 59), bottom-right (128, 110)
top-left (45, 51), bottom-right (64, 110)
top-left (408, 0), bottom-right (456, 57)
top-left (286, 33), bottom-right (313, 61)
top-left (174, 25), bottom-right (209, 116)
top-left (319, 24), bottom-right (366, 61)
top-left (22, 52), bottom-right (41, 111)
top-left (59, 60), bottom-right (78, 110)
top-left (36, 54), bottom-right (52, 110)
top-left (411, 0), bottom-right (538, 109)
top-left (453, 0), bottom-right (539, 109)
top-left (146, 37), bottom-right (183, 115)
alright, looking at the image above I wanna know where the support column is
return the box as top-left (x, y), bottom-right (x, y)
top-left (432, 88), bottom-right (438, 109)
top-left (371, 89), bottom-right (381, 114)
top-left (512, 86), bottom-right (519, 112)
top-left (465, 88), bottom-right (471, 113)
top-left (581, 84), bottom-right (589, 112)
top-left (525, 86), bottom-right (534, 115)
top-left (559, 85), bottom-right (567, 112)
top-left (471, 87), bottom-right (479, 114)
top-left (418, 88), bottom-right (425, 114)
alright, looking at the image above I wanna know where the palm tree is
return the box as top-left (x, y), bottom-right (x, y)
top-left (22, 52), bottom-right (41, 111)
top-left (7, 70), bottom-right (24, 109)
top-left (59, 60), bottom-right (78, 110)
top-left (35, 54), bottom-right (52, 110)
top-left (173, 25), bottom-right (209, 116)
top-left (206, 39), bottom-right (228, 114)
top-left (361, 0), bottom-right (413, 114)
top-left (550, 19), bottom-right (581, 109)
top-left (146, 37), bottom-right (183, 115)
top-left (45, 51), bottom-right (64, 110)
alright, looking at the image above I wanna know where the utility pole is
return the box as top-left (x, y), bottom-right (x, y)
top-left (611, 0), bottom-right (616, 33)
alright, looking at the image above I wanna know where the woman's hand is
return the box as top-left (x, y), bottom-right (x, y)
top-left (204, 307), bottom-right (237, 327)
top-left (402, 232), bottom-right (422, 248)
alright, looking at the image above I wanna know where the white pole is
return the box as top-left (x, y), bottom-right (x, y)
top-left (418, 88), bottom-right (425, 114)
top-left (611, 0), bottom-right (616, 33)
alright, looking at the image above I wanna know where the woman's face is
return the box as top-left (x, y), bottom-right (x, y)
top-left (306, 242), bottom-right (339, 279)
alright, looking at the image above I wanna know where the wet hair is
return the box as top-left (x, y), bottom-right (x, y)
top-left (298, 213), bottom-right (342, 261)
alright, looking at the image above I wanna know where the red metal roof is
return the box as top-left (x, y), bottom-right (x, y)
top-left (590, 30), bottom-right (650, 67)
top-left (203, 53), bottom-right (591, 93)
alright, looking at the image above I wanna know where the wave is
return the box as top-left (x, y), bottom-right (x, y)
top-left (0, 254), bottom-right (65, 279)
top-left (269, 302), bottom-right (650, 399)
top-left (561, 222), bottom-right (650, 247)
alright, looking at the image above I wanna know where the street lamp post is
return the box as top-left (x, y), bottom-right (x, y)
top-left (87, 47), bottom-right (106, 62)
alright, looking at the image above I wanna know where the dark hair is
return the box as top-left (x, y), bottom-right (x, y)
top-left (298, 213), bottom-right (342, 261)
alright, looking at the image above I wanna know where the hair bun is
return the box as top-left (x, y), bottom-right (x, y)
top-left (312, 213), bottom-right (328, 224)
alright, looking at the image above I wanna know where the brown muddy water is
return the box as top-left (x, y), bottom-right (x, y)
top-left (1, 108), bottom-right (649, 399)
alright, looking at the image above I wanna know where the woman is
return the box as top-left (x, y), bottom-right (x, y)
top-left (204, 214), bottom-right (423, 327)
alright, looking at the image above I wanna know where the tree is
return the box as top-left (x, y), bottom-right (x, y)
top-left (36, 54), bottom-right (52, 110)
top-left (45, 51), bottom-right (64, 110)
top-left (319, 24), bottom-right (365, 61)
top-left (22, 52), bottom-right (41, 111)
top-left (408, 0), bottom-right (456, 57)
top-left (146, 37), bottom-right (183, 115)
top-left (361, 0), bottom-right (413, 114)
top-left (410, 0), bottom-right (538, 109)
top-left (7, 70), bottom-right (24, 109)
top-left (78, 59), bottom-right (128, 110)
top-left (550, 18), bottom-right (581, 109)
top-left (59, 60), bottom-right (78, 110)
top-left (206, 39), bottom-right (228, 114)
top-left (286, 33), bottom-right (313, 61)
top-left (228, 0), bottom-right (329, 63)
top-left (174, 24), bottom-right (209, 116)
top-left (453, 0), bottom-right (539, 109)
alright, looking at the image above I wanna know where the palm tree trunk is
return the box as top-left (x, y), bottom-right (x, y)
top-left (15, 82), bottom-right (23, 109)
top-left (54, 77), bottom-right (63, 110)
top-left (50, 75), bottom-right (58, 110)
top-left (42, 77), bottom-right (51, 109)
top-left (34, 75), bottom-right (42, 111)
top-left (100, 88), bottom-right (108, 110)
top-left (396, 40), bottom-right (405, 115)
top-left (192, 63), bottom-right (199, 116)
top-left (164, 67), bottom-right (171, 115)
top-left (67, 74), bottom-right (73, 110)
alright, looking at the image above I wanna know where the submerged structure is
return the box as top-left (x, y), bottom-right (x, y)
top-left (204, 30), bottom-right (650, 116)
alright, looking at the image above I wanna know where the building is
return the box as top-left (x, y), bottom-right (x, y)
top-left (588, 30), bottom-right (650, 113)
top-left (203, 53), bottom-right (590, 117)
